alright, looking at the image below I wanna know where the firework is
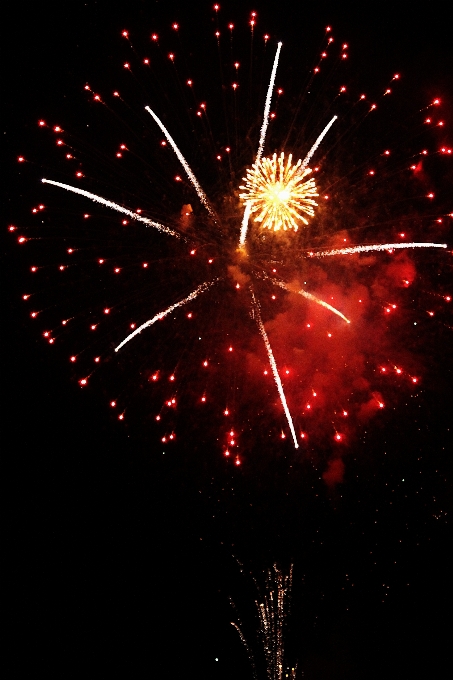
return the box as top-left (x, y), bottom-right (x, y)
top-left (231, 565), bottom-right (296, 680)
top-left (13, 10), bottom-right (451, 459)
top-left (239, 153), bottom-right (318, 232)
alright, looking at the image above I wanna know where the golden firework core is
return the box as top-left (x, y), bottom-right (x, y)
top-left (239, 152), bottom-right (318, 232)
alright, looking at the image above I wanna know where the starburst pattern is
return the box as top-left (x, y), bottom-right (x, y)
top-left (240, 153), bottom-right (318, 232)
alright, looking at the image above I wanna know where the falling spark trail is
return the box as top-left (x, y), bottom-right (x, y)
top-left (41, 179), bottom-right (180, 237)
top-left (310, 242), bottom-right (448, 257)
top-left (239, 201), bottom-right (252, 246)
top-left (115, 280), bottom-right (218, 352)
top-left (273, 279), bottom-right (350, 323)
top-left (256, 42), bottom-right (283, 164)
top-left (145, 106), bottom-right (217, 222)
top-left (301, 115), bottom-right (337, 169)
top-left (230, 623), bottom-right (258, 680)
top-left (240, 42), bottom-right (282, 246)
top-left (251, 291), bottom-right (299, 448)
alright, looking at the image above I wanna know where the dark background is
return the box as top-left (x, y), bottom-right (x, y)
top-left (4, 1), bottom-right (452, 677)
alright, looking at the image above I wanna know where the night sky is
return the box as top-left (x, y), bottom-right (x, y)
top-left (4, 1), bottom-right (452, 677)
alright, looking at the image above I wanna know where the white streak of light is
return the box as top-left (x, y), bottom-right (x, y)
top-left (310, 242), bottom-right (447, 257)
top-left (115, 280), bottom-right (217, 352)
top-left (42, 179), bottom-right (179, 238)
top-left (252, 291), bottom-right (299, 449)
top-left (275, 280), bottom-right (350, 324)
top-left (301, 116), bottom-right (337, 169)
top-left (239, 201), bottom-right (252, 246)
top-left (239, 42), bottom-right (282, 247)
top-left (145, 105), bottom-right (217, 221)
top-left (256, 42), bottom-right (282, 164)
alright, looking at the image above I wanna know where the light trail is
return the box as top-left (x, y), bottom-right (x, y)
top-left (251, 290), bottom-right (299, 449)
top-left (115, 280), bottom-right (218, 352)
top-left (239, 201), bottom-right (252, 247)
top-left (41, 179), bottom-right (179, 237)
top-left (273, 279), bottom-right (350, 323)
top-left (256, 42), bottom-right (283, 164)
top-left (240, 41), bottom-right (282, 247)
top-left (310, 242), bottom-right (448, 257)
top-left (145, 105), bottom-right (217, 222)
top-left (301, 115), bottom-right (337, 169)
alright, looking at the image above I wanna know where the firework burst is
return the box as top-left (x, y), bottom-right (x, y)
top-left (12, 8), bottom-right (451, 463)
top-left (239, 153), bottom-right (318, 232)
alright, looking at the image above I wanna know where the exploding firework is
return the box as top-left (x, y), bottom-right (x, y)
top-left (239, 152), bottom-right (319, 232)
top-left (12, 7), bottom-right (451, 463)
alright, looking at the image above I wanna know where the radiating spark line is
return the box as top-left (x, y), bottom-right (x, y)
top-left (230, 622), bottom-right (258, 680)
top-left (256, 42), bottom-right (282, 164)
top-left (240, 41), bottom-right (282, 247)
top-left (251, 290), bottom-right (299, 448)
top-left (115, 280), bottom-right (218, 352)
top-left (301, 115), bottom-right (337, 169)
top-left (41, 179), bottom-right (179, 237)
top-left (273, 279), bottom-right (350, 323)
top-left (310, 242), bottom-right (448, 257)
top-left (144, 105), bottom-right (217, 222)
top-left (239, 201), bottom-right (252, 246)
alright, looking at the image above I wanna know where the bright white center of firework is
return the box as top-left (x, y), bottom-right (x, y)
top-left (239, 152), bottom-right (318, 232)
top-left (271, 184), bottom-right (290, 204)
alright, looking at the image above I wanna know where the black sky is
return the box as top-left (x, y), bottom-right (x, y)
top-left (4, 1), bottom-right (452, 678)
